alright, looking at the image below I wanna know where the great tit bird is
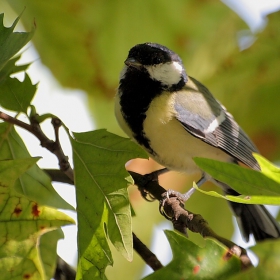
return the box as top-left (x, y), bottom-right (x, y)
top-left (115, 42), bottom-right (280, 242)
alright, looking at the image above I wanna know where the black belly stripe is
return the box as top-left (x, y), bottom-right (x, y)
top-left (118, 69), bottom-right (162, 154)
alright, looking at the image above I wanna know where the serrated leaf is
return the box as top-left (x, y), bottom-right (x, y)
top-left (0, 13), bottom-right (36, 113)
top-left (71, 129), bottom-right (146, 279)
top-left (0, 73), bottom-right (37, 113)
top-left (0, 158), bottom-right (75, 280)
top-left (144, 230), bottom-right (241, 280)
top-left (0, 12), bottom-right (35, 70)
top-left (0, 122), bottom-right (74, 210)
top-left (229, 240), bottom-right (280, 280)
top-left (0, 55), bottom-right (30, 81)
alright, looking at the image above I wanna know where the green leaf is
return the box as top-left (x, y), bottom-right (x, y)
top-left (0, 55), bottom-right (30, 80)
top-left (193, 156), bottom-right (280, 205)
top-left (71, 129), bottom-right (146, 279)
top-left (144, 230), bottom-right (241, 280)
top-left (193, 157), bottom-right (280, 196)
top-left (0, 12), bottom-right (35, 70)
top-left (0, 73), bottom-right (37, 113)
top-left (0, 158), bottom-right (75, 280)
top-left (0, 122), bottom-right (74, 210)
top-left (0, 13), bottom-right (36, 113)
top-left (254, 153), bottom-right (280, 184)
top-left (39, 229), bottom-right (64, 279)
top-left (229, 240), bottom-right (280, 280)
top-left (193, 185), bottom-right (280, 205)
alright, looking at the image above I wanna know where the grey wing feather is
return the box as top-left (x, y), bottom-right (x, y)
top-left (211, 112), bottom-right (260, 170)
top-left (174, 77), bottom-right (260, 170)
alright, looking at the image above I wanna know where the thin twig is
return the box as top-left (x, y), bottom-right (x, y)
top-left (44, 169), bottom-right (74, 185)
top-left (0, 111), bottom-right (33, 132)
top-left (133, 232), bottom-right (163, 271)
top-left (0, 111), bottom-right (74, 182)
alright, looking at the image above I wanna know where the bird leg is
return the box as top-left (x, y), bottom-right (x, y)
top-left (181, 176), bottom-right (208, 201)
top-left (163, 175), bottom-right (208, 203)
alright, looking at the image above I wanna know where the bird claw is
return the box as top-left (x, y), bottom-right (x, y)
top-left (162, 189), bottom-right (191, 203)
top-left (159, 189), bottom-right (186, 219)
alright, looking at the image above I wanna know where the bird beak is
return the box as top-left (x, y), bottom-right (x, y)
top-left (124, 57), bottom-right (142, 69)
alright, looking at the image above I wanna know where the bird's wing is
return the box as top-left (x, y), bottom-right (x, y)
top-left (174, 76), bottom-right (260, 170)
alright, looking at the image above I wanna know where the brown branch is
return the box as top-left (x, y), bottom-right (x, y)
top-left (129, 171), bottom-right (252, 270)
top-left (0, 111), bottom-right (33, 132)
top-left (133, 232), bottom-right (163, 271)
top-left (0, 111), bottom-right (74, 182)
top-left (44, 169), bottom-right (74, 185)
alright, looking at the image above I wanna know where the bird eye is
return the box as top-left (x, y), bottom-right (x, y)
top-left (152, 57), bottom-right (162, 65)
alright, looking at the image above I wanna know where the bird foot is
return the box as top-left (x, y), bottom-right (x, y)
top-left (159, 188), bottom-right (195, 219)
top-left (162, 187), bottom-right (196, 204)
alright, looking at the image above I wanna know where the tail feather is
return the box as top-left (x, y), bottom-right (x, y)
top-left (228, 202), bottom-right (280, 242)
top-left (214, 179), bottom-right (280, 241)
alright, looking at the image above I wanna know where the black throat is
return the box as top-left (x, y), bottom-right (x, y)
top-left (119, 69), bottom-right (163, 153)
top-left (119, 67), bottom-right (185, 153)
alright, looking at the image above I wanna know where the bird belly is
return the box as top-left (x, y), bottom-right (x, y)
top-left (143, 94), bottom-right (232, 174)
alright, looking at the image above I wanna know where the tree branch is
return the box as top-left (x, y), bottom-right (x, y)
top-left (44, 169), bottom-right (74, 185)
top-left (129, 171), bottom-right (252, 270)
top-left (133, 232), bottom-right (163, 271)
top-left (0, 111), bottom-right (74, 181)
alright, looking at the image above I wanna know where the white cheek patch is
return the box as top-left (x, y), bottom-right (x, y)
top-left (146, 61), bottom-right (183, 86)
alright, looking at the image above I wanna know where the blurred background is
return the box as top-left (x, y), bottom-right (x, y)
top-left (1, 0), bottom-right (280, 279)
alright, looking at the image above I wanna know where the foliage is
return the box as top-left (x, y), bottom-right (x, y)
top-left (193, 154), bottom-right (280, 205)
top-left (0, 14), bottom-right (75, 279)
top-left (144, 231), bottom-right (241, 280)
top-left (71, 130), bottom-right (146, 279)
top-left (0, 158), bottom-right (73, 280)
top-left (0, 1), bottom-right (280, 280)
top-left (228, 239), bottom-right (280, 280)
